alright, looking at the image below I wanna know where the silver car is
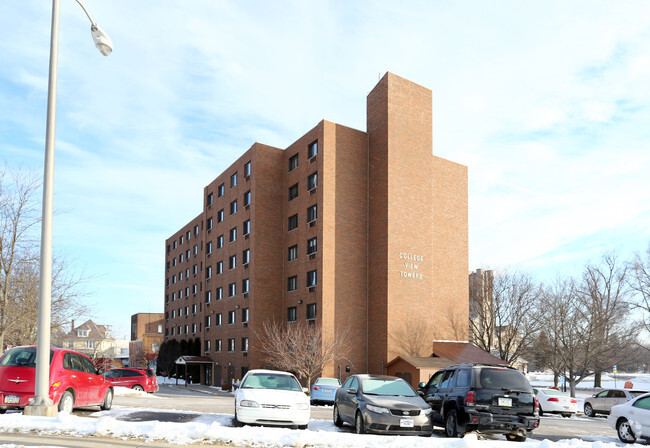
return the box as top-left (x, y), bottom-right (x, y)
top-left (584, 389), bottom-right (647, 417)
top-left (333, 374), bottom-right (432, 436)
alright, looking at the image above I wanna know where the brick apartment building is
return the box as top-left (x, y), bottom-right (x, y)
top-left (164, 73), bottom-right (468, 386)
top-left (129, 313), bottom-right (164, 369)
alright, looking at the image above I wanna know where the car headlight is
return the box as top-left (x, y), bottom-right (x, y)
top-left (423, 408), bottom-right (433, 416)
top-left (239, 400), bottom-right (260, 408)
top-left (366, 404), bottom-right (390, 414)
top-left (295, 403), bottom-right (310, 410)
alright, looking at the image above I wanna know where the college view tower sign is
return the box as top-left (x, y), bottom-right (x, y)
top-left (163, 73), bottom-right (468, 386)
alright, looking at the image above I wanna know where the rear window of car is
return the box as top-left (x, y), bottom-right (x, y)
top-left (316, 378), bottom-right (341, 386)
top-left (542, 389), bottom-right (566, 396)
top-left (630, 391), bottom-right (648, 397)
top-left (477, 368), bottom-right (531, 391)
top-left (361, 378), bottom-right (417, 397)
top-left (0, 347), bottom-right (53, 367)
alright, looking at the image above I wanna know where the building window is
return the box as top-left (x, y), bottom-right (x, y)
top-left (207, 192), bottom-right (214, 206)
top-left (206, 290), bottom-right (212, 303)
top-left (207, 217), bottom-right (213, 230)
top-left (244, 161), bottom-right (251, 177)
top-left (194, 225), bottom-right (199, 236)
top-left (307, 303), bottom-right (317, 320)
top-left (218, 183), bottom-right (225, 197)
top-left (287, 306), bottom-right (297, 322)
top-left (179, 289), bottom-right (183, 299)
top-left (307, 172), bottom-right (318, 190)
top-left (206, 266), bottom-right (212, 279)
top-left (287, 275), bottom-right (297, 292)
top-left (307, 204), bottom-right (317, 222)
top-left (242, 248), bottom-right (250, 264)
top-left (216, 313), bottom-right (222, 326)
top-left (216, 261), bottom-right (223, 274)
top-left (216, 287), bottom-right (223, 300)
top-left (77, 330), bottom-right (88, 337)
top-left (215, 339), bottom-right (222, 352)
top-left (229, 255), bottom-right (236, 270)
top-left (229, 283), bottom-right (236, 297)
top-left (193, 264), bottom-right (198, 275)
top-left (288, 214), bottom-right (298, 231)
top-left (186, 231), bottom-right (191, 241)
top-left (230, 227), bottom-right (237, 242)
top-left (288, 184), bottom-right (299, 201)
top-left (184, 325), bottom-right (189, 335)
top-left (217, 209), bottom-right (224, 222)
top-left (172, 309), bottom-right (176, 318)
top-left (242, 337), bottom-right (249, 352)
top-left (307, 237), bottom-right (317, 255)
top-left (242, 308), bottom-right (249, 323)
top-left (173, 240), bottom-right (178, 249)
top-left (217, 235), bottom-right (224, 248)
top-left (194, 244), bottom-right (198, 255)
top-left (205, 315), bottom-right (211, 328)
top-left (307, 270), bottom-right (317, 287)
top-left (230, 200), bottom-right (237, 215)
top-left (179, 253), bottom-right (184, 263)
top-left (228, 338), bottom-right (235, 352)
top-left (231, 172), bottom-right (238, 188)
top-left (173, 258), bottom-right (177, 267)
top-left (289, 154), bottom-right (299, 171)
top-left (243, 190), bottom-right (251, 206)
top-left (242, 278), bottom-right (249, 294)
top-left (180, 235), bottom-right (184, 245)
top-left (192, 304), bottom-right (197, 314)
top-left (243, 219), bottom-right (251, 235)
top-left (206, 242), bottom-right (212, 254)
top-left (228, 310), bottom-right (236, 325)
top-left (288, 245), bottom-right (298, 261)
top-left (205, 340), bottom-right (211, 353)
top-left (172, 292), bottom-right (176, 301)
top-left (186, 249), bottom-right (191, 260)
top-left (185, 306), bottom-right (189, 316)
top-left (308, 140), bottom-right (318, 158)
top-left (179, 271), bottom-right (183, 281)
top-left (192, 284), bottom-right (197, 295)
top-left (86, 340), bottom-right (95, 349)
top-left (192, 323), bottom-right (197, 334)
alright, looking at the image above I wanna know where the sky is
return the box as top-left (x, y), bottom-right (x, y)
top-left (1, 1), bottom-right (649, 339)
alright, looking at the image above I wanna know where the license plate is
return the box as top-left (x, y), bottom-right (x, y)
top-left (400, 419), bottom-right (414, 427)
top-left (498, 397), bottom-right (512, 407)
top-left (324, 389), bottom-right (331, 393)
top-left (4, 395), bottom-right (20, 404)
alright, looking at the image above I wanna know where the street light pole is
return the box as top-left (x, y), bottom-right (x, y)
top-left (24, 0), bottom-right (112, 417)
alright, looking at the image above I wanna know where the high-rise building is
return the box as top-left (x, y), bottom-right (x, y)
top-left (164, 73), bottom-right (468, 386)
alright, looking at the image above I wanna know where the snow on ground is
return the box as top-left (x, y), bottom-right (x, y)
top-left (0, 371), bottom-right (646, 448)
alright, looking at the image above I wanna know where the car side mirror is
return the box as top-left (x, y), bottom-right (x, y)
top-left (418, 382), bottom-right (426, 389)
top-left (347, 388), bottom-right (357, 395)
top-left (303, 387), bottom-right (309, 394)
top-left (97, 369), bottom-right (103, 375)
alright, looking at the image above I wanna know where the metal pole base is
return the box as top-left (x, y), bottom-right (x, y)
top-left (24, 403), bottom-right (58, 417)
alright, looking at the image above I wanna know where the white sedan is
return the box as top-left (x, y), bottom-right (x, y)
top-left (533, 388), bottom-right (577, 417)
top-left (607, 392), bottom-right (650, 443)
top-left (233, 369), bottom-right (310, 429)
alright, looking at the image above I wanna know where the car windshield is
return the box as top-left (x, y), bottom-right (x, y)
top-left (241, 373), bottom-right (302, 391)
top-left (316, 378), bottom-right (341, 386)
top-left (630, 391), bottom-right (648, 397)
top-left (361, 378), bottom-right (416, 397)
top-left (477, 368), bottom-right (531, 391)
top-left (0, 347), bottom-right (53, 367)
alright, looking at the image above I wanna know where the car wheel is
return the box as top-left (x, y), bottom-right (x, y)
top-left (100, 388), bottom-right (113, 410)
top-left (617, 418), bottom-right (636, 443)
top-left (333, 404), bottom-right (343, 427)
top-left (233, 411), bottom-right (243, 427)
top-left (584, 403), bottom-right (594, 417)
top-left (132, 385), bottom-right (144, 392)
top-left (0, 410), bottom-right (6, 414)
top-left (539, 406), bottom-right (544, 416)
top-left (355, 411), bottom-right (366, 434)
top-left (444, 409), bottom-right (463, 438)
top-left (506, 433), bottom-right (527, 442)
top-left (298, 424), bottom-right (308, 430)
top-left (58, 390), bottom-right (74, 413)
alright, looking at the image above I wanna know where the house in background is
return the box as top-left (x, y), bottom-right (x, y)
top-left (386, 341), bottom-right (509, 388)
top-left (129, 313), bottom-right (164, 370)
top-left (53, 319), bottom-right (129, 370)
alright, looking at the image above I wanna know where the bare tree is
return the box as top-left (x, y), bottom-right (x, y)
top-left (256, 320), bottom-right (352, 390)
top-left (630, 245), bottom-right (650, 331)
top-left (470, 269), bottom-right (542, 364)
top-left (0, 166), bottom-right (88, 350)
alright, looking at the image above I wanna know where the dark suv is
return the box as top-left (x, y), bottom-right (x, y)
top-left (418, 363), bottom-right (539, 442)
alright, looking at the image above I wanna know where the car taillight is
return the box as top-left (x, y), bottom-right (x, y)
top-left (464, 391), bottom-right (475, 406)
top-left (547, 397), bottom-right (559, 402)
top-left (312, 385), bottom-right (320, 391)
top-left (534, 397), bottom-right (540, 414)
top-left (571, 399), bottom-right (577, 403)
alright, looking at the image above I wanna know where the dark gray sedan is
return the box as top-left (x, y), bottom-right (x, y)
top-left (333, 374), bottom-right (432, 436)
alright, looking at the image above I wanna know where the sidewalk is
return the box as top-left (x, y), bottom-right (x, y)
top-left (0, 433), bottom-right (232, 448)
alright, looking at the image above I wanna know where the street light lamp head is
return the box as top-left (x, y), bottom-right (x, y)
top-left (91, 24), bottom-right (113, 56)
